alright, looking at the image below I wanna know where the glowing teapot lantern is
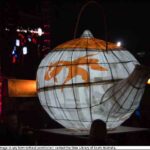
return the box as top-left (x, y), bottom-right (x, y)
top-left (37, 30), bottom-right (150, 130)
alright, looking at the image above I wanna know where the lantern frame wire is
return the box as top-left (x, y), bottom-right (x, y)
top-left (36, 0), bottom-right (149, 130)
top-left (37, 30), bottom-right (147, 130)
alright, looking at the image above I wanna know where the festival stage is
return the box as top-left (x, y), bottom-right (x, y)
top-left (35, 126), bottom-right (149, 145)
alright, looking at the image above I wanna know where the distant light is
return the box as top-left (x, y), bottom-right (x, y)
top-left (30, 30), bottom-right (34, 33)
top-left (16, 28), bottom-right (44, 35)
top-left (16, 39), bottom-right (20, 47)
top-left (16, 29), bottom-right (20, 32)
top-left (12, 50), bottom-right (15, 55)
top-left (147, 79), bottom-right (150, 85)
top-left (12, 56), bottom-right (16, 64)
top-left (37, 28), bottom-right (43, 36)
top-left (22, 46), bottom-right (28, 55)
top-left (5, 28), bottom-right (10, 31)
top-left (8, 79), bottom-right (36, 97)
top-left (116, 41), bottom-right (121, 47)
top-left (137, 51), bottom-right (145, 57)
top-left (12, 46), bottom-right (16, 55)
top-left (28, 37), bottom-right (31, 42)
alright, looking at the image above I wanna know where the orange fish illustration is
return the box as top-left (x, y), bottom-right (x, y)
top-left (45, 53), bottom-right (108, 86)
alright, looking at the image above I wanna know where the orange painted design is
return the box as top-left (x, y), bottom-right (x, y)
top-left (45, 54), bottom-right (108, 87)
top-left (54, 38), bottom-right (119, 50)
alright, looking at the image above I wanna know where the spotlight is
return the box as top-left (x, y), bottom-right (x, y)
top-left (116, 41), bottom-right (121, 47)
top-left (28, 37), bottom-right (31, 42)
top-left (12, 46), bottom-right (16, 55)
top-left (37, 28), bottom-right (43, 36)
top-left (22, 46), bottom-right (28, 55)
top-left (16, 39), bottom-right (20, 47)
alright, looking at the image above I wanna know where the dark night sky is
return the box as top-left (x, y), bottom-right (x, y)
top-left (51, 0), bottom-right (150, 57)
top-left (12, 0), bottom-right (150, 52)
top-left (1, 0), bottom-right (150, 63)
top-left (50, 0), bottom-right (150, 53)
top-left (1, 0), bottom-right (150, 49)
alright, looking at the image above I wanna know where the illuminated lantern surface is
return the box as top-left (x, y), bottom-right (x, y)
top-left (37, 30), bottom-right (149, 130)
top-left (147, 79), bottom-right (150, 85)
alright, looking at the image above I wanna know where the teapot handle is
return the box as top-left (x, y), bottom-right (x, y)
top-left (73, 0), bottom-right (108, 50)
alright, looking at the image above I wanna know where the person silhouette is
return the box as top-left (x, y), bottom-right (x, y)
top-left (88, 119), bottom-right (116, 145)
top-left (89, 119), bottom-right (107, 145)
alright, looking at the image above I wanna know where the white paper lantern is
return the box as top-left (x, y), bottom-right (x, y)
top-left (37, 30), bottom-right (149, 130)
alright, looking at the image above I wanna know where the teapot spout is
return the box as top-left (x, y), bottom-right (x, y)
top-left (101, 65), bottom-right (150, 129)
top-left (127, 65), bottom-right (150, 89)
